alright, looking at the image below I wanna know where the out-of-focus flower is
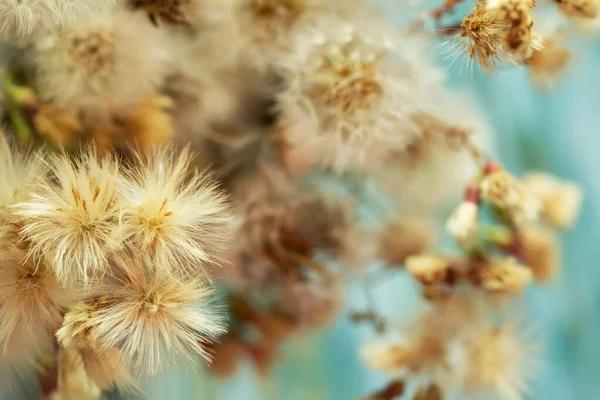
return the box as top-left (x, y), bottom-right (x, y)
top-left (521, 172), bottom-right (583, 229)
top-left (362, 311), bottom-right (452, 382)
top-left (460, 318), bottom-right (541, 400)
top-left (223, 167), bottom-right (350, 288)
top-left (480, 258), bottom-right (533, 293)
top-left (528, 36), bottom-right (571, 88)
top-left (446, 200), bottom-right (479, 246)
top-left (406, 254), bottom-right (450, 285)
top-left (0, 247), bottom-right (73, 375)
top-left (518, 225), bottom-right (560, 282)
top-left (376, 93), bottom-right (491, 212)
top-left (120, 146), bottom-right (230, 278)
top-left (119, 95), bottom-right (175, 150)
top-left (554, 0), bottom-right (599, 20)
top-left (33, 9), bottom-right (170, 117)
top-left (481, 168), bottom-right (541, 225)
top-left (54, 348), bottom-right (102, 400)
top-left (277, 14), bottom-right (425, 172)
top-left (33, 104), bottom-right (83, 148)
top-left (0, 133), bottom-right (47, 239)
top-left (15, 149), bottom-right (123, 285)
top-left (0, 0), bottom-right (116, 40)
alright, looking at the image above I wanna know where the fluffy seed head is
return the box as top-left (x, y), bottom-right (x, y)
top-left (33, 9), bottom-right (170, 114)
top-left (0, 134), bottom-right (47, 240)
top-left (518, 226), bottom-right (559, 282)
top-left (120, 146), bottom-right (231, 278)
top-left (277, 15), bottom-right (426, 171)
top-left (62, 254), bottom-right (226, 376)
top-left (0, 246), bottom-right (73, 369)
top-left (57, 303), bottom-right (136, 391)
top-left (457, 0), bottom-right (508, 73)
top-left (0, 0), bottom-right (116, 40)
top-left (15, 149), bottom-right (123, 285)
top-left (461, 318), bottom-right (541, 400)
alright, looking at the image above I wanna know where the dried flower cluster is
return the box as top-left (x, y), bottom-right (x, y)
top-left (0, 136), bottom-right (229, 396)
top-left (0, 0), bottom-right (586, 399)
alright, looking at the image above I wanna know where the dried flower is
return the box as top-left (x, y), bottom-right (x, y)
top-left (33, 9), bottom-right (170, 115)
top-left (481, 169), bottom-right (541, 225)
top-left (0, 134), bottom-right (47, 239)
top-left (458, 0), bottom-right (507, 73)
top-left (120, 95), bottom-right (175, 149)
top-left (129, 0), bottom-right (201, 26)
top-left (491, 0), bottom-right (543, 62)
top-left (461, 318), bottom-right (541, 400)
top-left (528, 36), bottom-right (571, 88)
top-left (120, 146), bottom-right (230, 278)
top-left (57, 303), bottom-right (136, 391)
top-left (554, 0), bottom-right (599, 20)
top-left (277, 14), bottom-right (425, 171)
top-left (15, 149), bottom-right (123, 284)
top-left (518, 225), bottom-right (560, 282)
top-left (33, 104), bottom-right (83, 148)
top-left (457, 0), bottom-right (543, 73)
top-left (0, 0), bottom-right (116, 40)
top-left (362, 312), bottom-right (451, 379)
top-left (54, 348), bottom-right (102, 400)
top-left (446, 201), bottom-right (479, 246)
top-left (522, 172), bottom-right (582, 228)
top-left (480, 258), bottom-right (533, 293)
top-left (60, 254), bottom-right (225, 376)
top-left (0, 247), bottom-right (73, 370)
top-left (406, 255), bottom-right (450, 285)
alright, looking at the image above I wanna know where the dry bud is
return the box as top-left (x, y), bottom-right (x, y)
top-left (554, 0), bottom-right (599, 20)
top-left (446, 201), bottom-right (479, 245)
top-left (481, 258), bottom-right (533, 293)
top-left (481, 170), bottom-right (541, 225)
top-left (522, 172), bottom-right (583, 228)
top-left (406, 254), bottom-right (450, 285)
top-left (518, 226), bottom-right (560, 282)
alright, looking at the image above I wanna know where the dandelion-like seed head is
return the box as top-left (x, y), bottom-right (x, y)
top-left (0, 0), bottom-right (116, 40)
top-left (120, 146), bottom-right (231, 278)
top-left (462, 319), bottom-right (541, 400)
top-left (0, 134), bottom-right (47, 240)
top-left (34, 9), bottom-right (170, 113)
top-left (72, 255), bottom-right (226, 376)
top-left (278, 15), bottom-right (425, 171)
top-left (458, 1), bottom-right (507, 73)
top-left (0, 247), bottom-right (73, 368)
top-left (15, 149), bottom-right (123, 284)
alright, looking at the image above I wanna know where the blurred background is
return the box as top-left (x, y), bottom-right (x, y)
top-left (134, 2), bottom-right (600, 399)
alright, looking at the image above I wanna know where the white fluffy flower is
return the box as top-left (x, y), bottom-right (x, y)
top-left (276, 14), bottom-right (436, 172)
top-left (33, 9), bottom-right (170, 117)
top-left (0, 0), bottom-right (116, 40)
